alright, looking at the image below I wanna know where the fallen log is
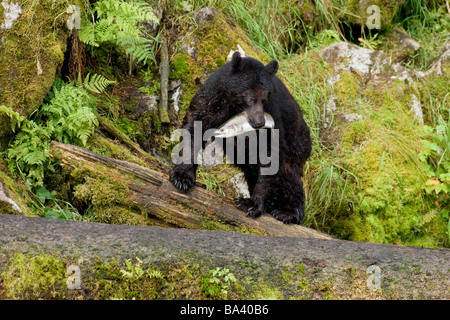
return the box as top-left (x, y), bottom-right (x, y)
top-left (49, 141), bottom-right (331, 239)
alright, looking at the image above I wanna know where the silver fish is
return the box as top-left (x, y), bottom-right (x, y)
top-left (213, 112), bottom-right (275, 138)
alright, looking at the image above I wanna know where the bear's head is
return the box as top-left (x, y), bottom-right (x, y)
top-left (226, 51), bottom-right (279, 129)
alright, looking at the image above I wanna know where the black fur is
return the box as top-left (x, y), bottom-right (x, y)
top-left (169, 52), bottom-right (312, 224)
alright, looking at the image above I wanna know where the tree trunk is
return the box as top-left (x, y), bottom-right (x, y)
top-left (159, 35), bottom-right (170, 124)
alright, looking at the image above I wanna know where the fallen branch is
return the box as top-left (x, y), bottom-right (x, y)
top-left (50, 141), bottom-right (332, 239)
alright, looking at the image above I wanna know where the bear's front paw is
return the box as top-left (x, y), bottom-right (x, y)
top-left (246, 206), bottom-right (263, 218)
top-left (169, 164), bottom-right (196, 191)
top-left (271, 208), bottom-right (303, 224)
top-left (235, 197), bottom-right (264, 218)
top-left (235, 197), bottom-right (254, 212)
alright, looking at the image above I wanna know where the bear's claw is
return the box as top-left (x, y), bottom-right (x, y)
top-left (234, 197), bottom-right (254, 212)
top-left (235, 197), bottom-right (263, 218)
top-left (169, 164), bottom-right (196, 192)
top-left (271, 208), bottom-right (303, 225)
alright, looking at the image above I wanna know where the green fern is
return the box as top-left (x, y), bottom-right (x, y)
top-left (82, 73), bottom-right (116, 94)
top-left (5, 80), bottom-right (99, 184)
top-left (0, 105), bottom-right (26, 132)
top-left (79, 0), bottom-right (159, 65)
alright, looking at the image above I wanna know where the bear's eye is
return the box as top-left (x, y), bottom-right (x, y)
top-left (247, 96), bottom-right (256, 103)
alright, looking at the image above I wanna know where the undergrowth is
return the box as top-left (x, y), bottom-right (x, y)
top-left (79, 0), bottom-right (159, 71)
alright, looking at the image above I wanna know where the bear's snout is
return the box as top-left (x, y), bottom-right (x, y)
top-left (246, 111), bottom-right (266, 129)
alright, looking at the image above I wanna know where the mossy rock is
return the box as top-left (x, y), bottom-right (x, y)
top-left (0, 0), bottom-right (82, 149)
top-left (0, 253), bottom-right (68, 299)
top-left (336, 0), bottom-right (405, 30)
top-left (170, 7), bottom-right (270, 121)
top-left (0, 159), bottom-right (35, 217)
top-left (313, 43), bottom-right (448, 247)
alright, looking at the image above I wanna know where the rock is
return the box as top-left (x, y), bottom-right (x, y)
top-left (321, 42), bottom-right (392, 82)
top-left (0, 181), bottom-right (21, 213)
top-left (0, 214), bottom-right (448, 299)
top-left (383, 27), bottom-right (421, 63)
top-left (169, 79), bottom-right (183, 113)
top-left (171, 6), bottom-right (269, 120)
top-left (320, 42), bottom-right (423, 123)
top-left (192, 6), bottom-right (216, 24)
top-left (299, 42), bottom-right (446, 246)
top-left (0, 160), bottom-right (34, 216)
top-left (0, 0), bottom-right (82, 150)
top-left (337, 0), bottom-right (405, 30)
top-left (425, 42), bottom-right (450, 77)
top-left (341, 112), bottom-right (363, 122)
top-left (0, 0), bottom-right (22, 30)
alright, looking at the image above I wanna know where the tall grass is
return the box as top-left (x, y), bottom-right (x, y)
top-left (278, 51), bottom-right (359, 230)
top-left (396, 0), bottom-right (450, 70)
top-left (168, 0), bottom-right (340, 59)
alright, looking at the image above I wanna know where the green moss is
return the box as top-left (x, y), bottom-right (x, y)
top-left (173, 9), bottom-right (269, 120)
top-left (0, 253), bottom-right (67, 299)
top-left (93, 258), bottom-right (166, 300)
top-left (333, 71), bottom-right (361, 107)
top-left (0, 0), bottom-right (77, 142)
top-left (70, 167), bottom-right (159, 226)
top-left (0, 252), bottom-right (446, 300)
top-left (277, 51), bottom-right (448, 247)
top-left (330, 76), bottom-right (448, 247)
top-left (249, 283), bottom-right (284, 300)
top-left (74, 176), bottom-right (128, 207)
top-left (87, 206), bottom-right (157, 226)
top-left (0, 159), bottom-right (35, 216)
top-left (170, 54), bottom-right (190, 80)
top-left (87, 134), bottom-right (148, 167)
top-left (338, 0), bottom-right (403, 30)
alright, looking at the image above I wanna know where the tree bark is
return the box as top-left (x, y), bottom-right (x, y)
top-left (49, 141), bottom-right (332, 239)
top-left (159, 35), bottom-right (170, 124)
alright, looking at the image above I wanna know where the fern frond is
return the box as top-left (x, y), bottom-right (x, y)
top-left (78, 20), bottom-right (99, 47)
top-left (0, 105), bottom-right (26, 132)
top-left (83, 73), bottom-right (116, 94)
top-left (80, 0), bottom-right (158, 66)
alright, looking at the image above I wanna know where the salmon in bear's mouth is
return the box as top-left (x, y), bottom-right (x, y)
top-left (213, 112), bottom-right (275, 139)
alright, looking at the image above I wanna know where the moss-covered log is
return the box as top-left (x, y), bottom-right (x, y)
top-left (0, 213), bottom-right (448, 300)
top-left (49, 140), bottom-right (331, 239)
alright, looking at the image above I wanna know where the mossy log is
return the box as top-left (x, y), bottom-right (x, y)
top-left (49, 141), bottom-right (331, 239)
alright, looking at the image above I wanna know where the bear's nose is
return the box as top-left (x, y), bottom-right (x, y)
top-left (251, 116), bottom-right (266, 129)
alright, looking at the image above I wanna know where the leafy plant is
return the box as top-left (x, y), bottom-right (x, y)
top-left (309, 29), bottom-right (342, 49)
top-left (4, 79), bottom-right (103, 184)
top-left (79, 0), bottom-right (159, 66)
top-left (34, 185), bottom-right (82, 221)
top-left (121, 258), bottom-right (145, 280)
top-left (120, 258), bottom-right (164, 281)
top-left (419, 118), bottom-right (450, 241)
top-left (0, 105), bottom-right (26, 132)
top-left (200, 267), bottom-right (237, 299)
top-left (83, 73), bottom-right (117, 94)
top-left (420, 122), bottom-right (450, 195)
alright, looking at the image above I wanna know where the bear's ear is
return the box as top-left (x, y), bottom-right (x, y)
top-left (265, 59), bottom-right (279, 76)
top-left (231, 51), bottom-right (242, 71)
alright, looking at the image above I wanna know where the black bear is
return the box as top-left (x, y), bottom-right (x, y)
top-left (169, 51), bottom-right (312, 224)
